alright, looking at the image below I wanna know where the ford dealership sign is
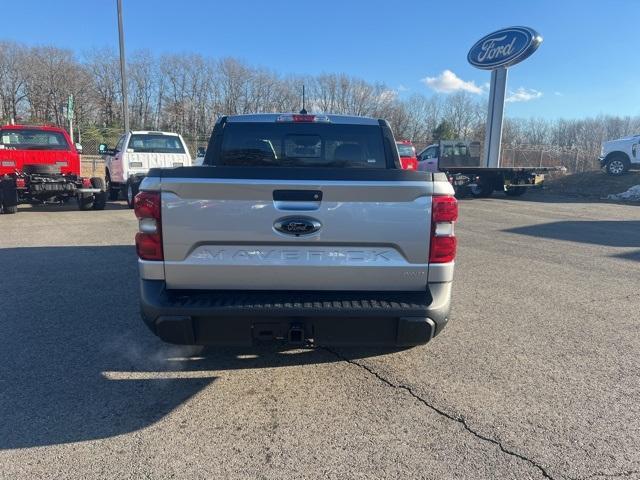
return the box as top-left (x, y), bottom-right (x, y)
top-left (468, 26), bottom-right (542, 70)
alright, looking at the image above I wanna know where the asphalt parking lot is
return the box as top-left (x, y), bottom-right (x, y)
top-left (1, 194), bottom-right (639, 480)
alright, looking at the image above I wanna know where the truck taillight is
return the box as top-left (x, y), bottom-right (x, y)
top-left (429, 196), bottom-right (458, 263)
top-left (134, 191), bottom-right (163, 261)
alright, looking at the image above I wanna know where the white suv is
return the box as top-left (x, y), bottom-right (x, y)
top-left (599, 134), bottom-right (640, 175)
top-left (100, 131), bottom-right (192, 207)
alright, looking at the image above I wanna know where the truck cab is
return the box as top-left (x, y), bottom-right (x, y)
top-left (417, 140), bottom-right (482, 173)
top-left (417, 144), bottom-right (439, 173)
top-left (101, 131), bottom-right (192, 207)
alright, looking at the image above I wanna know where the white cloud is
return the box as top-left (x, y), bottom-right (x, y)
top-left (421, 70), bottom-right (484, 94)
top-left (379, 89), bottom-right (397, 103)
top-left (554, 91), bottom-right (563, 96)
top-left (506, 87), bottom-right (543, 103)
top-left (397, 84), bottom-right (409, 92)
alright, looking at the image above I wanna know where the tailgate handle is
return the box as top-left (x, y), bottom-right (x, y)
top-left (273, 190), bottom-right (322, 201)
top-left (273, 190), bottom-right (322, 211)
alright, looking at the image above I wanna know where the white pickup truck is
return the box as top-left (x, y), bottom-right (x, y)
top-left (100, 131), bottom-right (192, 207)
top-left (599, 134), bottom-right (640, 175)
top-left (134, 113), bottom-right (458, 348)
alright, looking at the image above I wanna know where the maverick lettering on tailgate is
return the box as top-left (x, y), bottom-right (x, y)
top-left (193, 248), bottom-right (393, 263)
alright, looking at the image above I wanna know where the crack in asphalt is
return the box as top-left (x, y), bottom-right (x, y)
top-left (325, 348), bottom-right (640, 480)
top-left (323, 347), bottom-right (556, 480)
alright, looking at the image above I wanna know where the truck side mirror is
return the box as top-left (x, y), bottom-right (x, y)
top-left (75, 143), bottom-right (83, 154)
top-left (98, 143), bottom-right (108, 154)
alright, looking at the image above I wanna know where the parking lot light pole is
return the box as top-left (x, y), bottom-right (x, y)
top-left (117, 0), bottom-right (130, 132)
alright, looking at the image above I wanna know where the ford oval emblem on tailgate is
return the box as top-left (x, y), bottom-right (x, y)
top-left (274, 217), bottom-right (321, 236)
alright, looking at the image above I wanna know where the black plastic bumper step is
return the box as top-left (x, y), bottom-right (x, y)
top-left (146, 283), bottom-right (433, 318)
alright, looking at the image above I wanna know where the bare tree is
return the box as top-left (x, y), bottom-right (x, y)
top-left (2, 40), bottom-right (638, 173)
top-left (84, 48), bottom-right (121, 126)
top-left (129, 50), bottom-right (157, 129)
top-left (0, 41), bottom-right (28, 122)
top-left (443, 92), bottom-right (484, 139)
top-left (22, 46), bottom-right (83, 125)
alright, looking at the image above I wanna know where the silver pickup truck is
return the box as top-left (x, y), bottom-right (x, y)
top-left (135, 113), bottom-right (458, 347)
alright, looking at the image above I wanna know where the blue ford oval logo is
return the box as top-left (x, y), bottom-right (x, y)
top-left (468, 26), bottom-right (542, 70)
top-left (274, 217), bottom-right (321, 236)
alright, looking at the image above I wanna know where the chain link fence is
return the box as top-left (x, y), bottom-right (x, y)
top-left (500, 144), bottom-right (599, 173)
top-left (77, 125), bottom-right (209, 157)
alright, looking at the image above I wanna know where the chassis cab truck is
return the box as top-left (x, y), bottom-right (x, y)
top-left (134, 113), bottom-right (458, 348)
top-left (417, 140), bottom-right (557, 198)
top-left (0, 124), bottom-right (106, 214)
top-left (101, 131), bottom-right (192, 208)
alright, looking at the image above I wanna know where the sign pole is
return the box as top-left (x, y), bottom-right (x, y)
top-left (117, 0), bottom-right (130, 132)
top-left (483, 67), bottom-right (507, 168)
top-left (67, 94), bottom-right (74, 143)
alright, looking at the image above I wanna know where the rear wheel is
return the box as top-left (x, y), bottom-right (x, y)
top-left (2, 205), bottom-right (17, 214)
top-left (505, 186), bottom-right (527, 197)
top-left (91, 177), bottom-right (107, 210)
top-left (1, 180), bottom-right (19, 214)
top-left (469, 183), bottom-right (493, 198)
top-left (77, 193), bottom-right (94, 211)
top-left (606, 156), bottom-right (629, 176)
top-left (126, 179), bottom-right (139, 209)
top-left (92, 192), bottom-right (107, 210)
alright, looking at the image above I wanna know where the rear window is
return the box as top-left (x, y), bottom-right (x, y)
top-left (0, 129), bottom-right (69, 150)
top-left (217, 123), bottom-right (387, 168)
top-left (128, 134), bottom-right (185, 154)
top-left (396, 143), bottom-right (415, 157)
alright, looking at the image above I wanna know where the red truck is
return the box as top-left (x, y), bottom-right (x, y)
top-left (0, 124), bottom-right (106, 214)
top-left (396, 140), bottom-right (418, 170)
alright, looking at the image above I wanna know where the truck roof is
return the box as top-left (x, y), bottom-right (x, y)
top-left (1, 124), bottom-right (68, 132)
top-left (130, 130), bottom-right (181, 136)
top-left (224, 113), bottom-right (381, 126)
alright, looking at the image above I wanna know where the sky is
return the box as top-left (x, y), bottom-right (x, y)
top-left (5, 0), bottom-right (640, 119)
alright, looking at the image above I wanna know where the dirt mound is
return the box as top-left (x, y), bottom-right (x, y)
top-left (544, 170), bottom-right (640, 199)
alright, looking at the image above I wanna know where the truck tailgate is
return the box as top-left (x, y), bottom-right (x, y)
top-left (127, 152), bottom-right (190, 172)
top-left (160, 171), bottom-right (433, 291)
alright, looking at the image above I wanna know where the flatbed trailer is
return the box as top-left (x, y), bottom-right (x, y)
top-left (444, 166), bottom-right (563, 198)
top-left (417, 140), bottom-right (564, 198)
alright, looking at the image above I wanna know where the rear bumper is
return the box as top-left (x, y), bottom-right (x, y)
top-left (139, 279), bottom-right (451, 347)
